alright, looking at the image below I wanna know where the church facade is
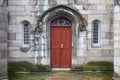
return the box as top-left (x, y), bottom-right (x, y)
top-left (0, 0), bottom-right (120, 78)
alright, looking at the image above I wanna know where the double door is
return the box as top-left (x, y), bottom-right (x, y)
top-left (50, 26), bottom-right (71, 68)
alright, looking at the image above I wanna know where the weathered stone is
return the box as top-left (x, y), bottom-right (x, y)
top-left (0, 1), bottom-right (7, 78)
top-left (97, 5), bottom-right (106, 11)
top-left (0, 37), bottom-right (7, 43)
top-left (74, 0), bottom-right (83, 5)
top-left (8, 0), bottom-right (22, 6)
top-left (114, 49), bottom-right (120, 57)
top-left (114, 57), bottom-right (120, 66)
top-left (0, 25), bottom-right (7, 30)
top-left (83, 4), bottom-right (97, 10)
top-left (28, 1), bottom-right (37, 6)
top-left (105, 32), bottom-right (113, 39)
top-left (86, 57), bottom-right (113, 62)
top-left (106, 4), bottom-right (114, 11)
top-left (0, 0), bottom-right (119, 78)
top-left (0, 31), bottom-right (7, 37)
top-left (48, 0), bottom-right (57, 5)
top-left (88, 49), bottom-right (103, 57)
top-left (0, 50), bottom-right (7, 59)
top-left (0, 44), bottom-right (7, 50)
top-left (8, 33), bottom-right (16, 40)
top-left (114, 0), bottom-right (120, 6)
top-left (102, 49), bottom-right (114, 57)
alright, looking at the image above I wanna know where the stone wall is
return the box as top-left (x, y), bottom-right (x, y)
top-left (114, 5), bottom-right (120, 76)
top-left (0, 0), bottom-right (116, 77)
top-left (8, 0), bottom-right (38, 63)
top-left (81, 0), bottom-right (114, 64)
top-left (76, 0), bottom-right (114, 65)
top-left (38, 0), bottom-right (114, 66)
top-left (8, 0), bottom-right (114, 68)
top-left (0, 0), bottom-right (8, 79)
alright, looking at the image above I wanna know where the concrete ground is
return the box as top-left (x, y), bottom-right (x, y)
top-left (49, 72), bottom-right (113, 80)
top-left (9, 71), bottom-right (114, 80)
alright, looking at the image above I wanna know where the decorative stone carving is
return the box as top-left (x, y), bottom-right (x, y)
top-left (83, 14), bottom-right (88, 22)
top-left (36, 21), bottom-right (42, 32)
top-left (79, 21), bottom-right (85, 31)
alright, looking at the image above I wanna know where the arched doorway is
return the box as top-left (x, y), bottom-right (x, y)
top-left (50, 18), bottom-right (72, 68)
top-left (35, 5), bottom-right (86, 69)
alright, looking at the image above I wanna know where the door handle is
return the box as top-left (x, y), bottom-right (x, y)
top-left (61, 44), bottom-right (63, 48)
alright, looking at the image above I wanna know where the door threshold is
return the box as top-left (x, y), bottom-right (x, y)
top-left (52, 68), bottom-right (71, 71)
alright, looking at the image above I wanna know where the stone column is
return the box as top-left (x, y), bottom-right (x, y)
top-left (114, 5), bottom-right (120, 77)
top-left (0, 0), bottom-right (8, 79)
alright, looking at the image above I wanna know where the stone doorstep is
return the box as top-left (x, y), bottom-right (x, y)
top-left (52, 68), bottom-right (71, 71)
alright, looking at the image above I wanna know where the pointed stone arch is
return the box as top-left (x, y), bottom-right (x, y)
top-left (35, 5), bottom-right (87, 68)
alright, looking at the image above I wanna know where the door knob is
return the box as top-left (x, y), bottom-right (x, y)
top-left (61, 44), bottom-right (63, 48)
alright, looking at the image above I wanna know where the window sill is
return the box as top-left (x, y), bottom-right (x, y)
top-left (92, 44), bottom-right (101, 48)
top-left (22, 44), bottom-right (30, 48)
top-left (20, 44), bottom-right (30, 52)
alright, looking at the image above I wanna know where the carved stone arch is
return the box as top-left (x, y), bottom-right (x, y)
top-left (40, 5), bottom-right (86, 22)
top-left (21, 20), bottom-right (30, 25)
top-left (39, 5), bottom-right (87, 33)
top-left (92, 19), bottom-right (101, 24)
top-left (35, 5), bottom-right (87, 66)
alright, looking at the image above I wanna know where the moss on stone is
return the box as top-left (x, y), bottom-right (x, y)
top-left (0, 72), bottom-right (7, 80)
top-left (75, 61), bottom-right (113, 71)
top-left (8, 61), bottom-right (50, 72)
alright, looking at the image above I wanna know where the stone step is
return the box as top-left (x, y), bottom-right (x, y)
top-left (52, 68), bottom-right (71, 71)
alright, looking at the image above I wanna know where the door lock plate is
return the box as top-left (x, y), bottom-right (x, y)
top-left (61, 44), bottom-right (63, 48)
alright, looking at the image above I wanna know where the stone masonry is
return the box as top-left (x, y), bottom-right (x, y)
top-left (114, 4), bottom-right (120, 76)
top-left (8, 0), bottom-right (38, 63)
top-left (1, 0), bottom-right (120, 78)
top-left (8, 0), bottom-right (114, 69)
top-left (37, 0), bottom-right (114, 67)
top-left (0, 0), bottom-right (8, 78)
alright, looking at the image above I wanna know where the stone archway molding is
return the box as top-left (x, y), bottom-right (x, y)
top-left (36, 5), bottom-right (87, 32)
top-left (34, 5), bottom-right (87, 67)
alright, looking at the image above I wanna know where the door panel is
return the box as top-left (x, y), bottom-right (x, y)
top-left (51, 27), bottom-right (61, 68)
top-left (51, 26), bottom-right (71, 68)
top-left (61, 27), bottom-right (71, 68)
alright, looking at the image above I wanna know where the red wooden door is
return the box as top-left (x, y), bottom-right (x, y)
top-left (50, 18), bottom-right (71, 68)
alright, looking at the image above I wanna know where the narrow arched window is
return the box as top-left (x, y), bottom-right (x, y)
top-left (92, 20), bottom-right (101, 47)
top-left (22, 21), bottom-right (30, 47)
